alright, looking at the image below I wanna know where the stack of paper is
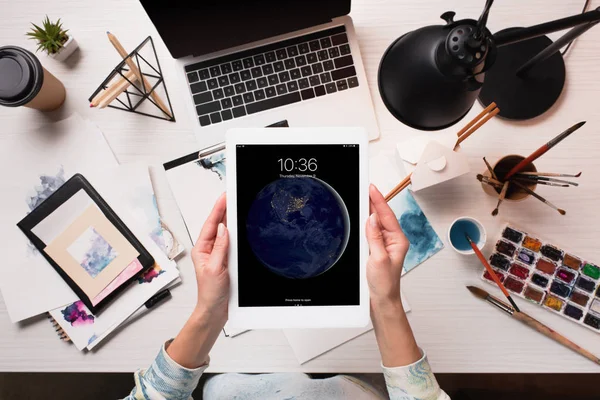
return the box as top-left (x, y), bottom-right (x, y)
top-left (0, 115), bottom-right (183, 351)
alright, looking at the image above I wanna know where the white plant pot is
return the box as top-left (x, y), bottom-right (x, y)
top-left (49, 35), bottom-right (78, 62)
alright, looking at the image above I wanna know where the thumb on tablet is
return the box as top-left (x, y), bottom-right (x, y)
top-left (207, 223), bottom-right (229, 274)
top-left (366, 213), bottom-right (388, 264)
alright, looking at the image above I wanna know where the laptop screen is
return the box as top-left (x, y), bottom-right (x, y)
top-left (140, 0), bottom-right (351, 59)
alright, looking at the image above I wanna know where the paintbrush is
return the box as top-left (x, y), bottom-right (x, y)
top-left (467, 286), bottom-right (600, 365)
top-left (512, 181), bottom-right (566, 215)
top-left (477, 174), bottom-right (503, 188)
top-left (504, 121), bottom-right (586, 180)
top-left (492, 181), bottom-right (509, 216)
top-left (514, 174), bottom-right (579, 187)
top-left (465, 233), bottom-right (520, 312)
top-left (483, 157), bottom-right (499, 180)
top-left (518, 171), bottom-right (582, 178)
top-left (481, 174), bottom-right (569, 189)
top-left (514, 179), bottom-right (569, 188)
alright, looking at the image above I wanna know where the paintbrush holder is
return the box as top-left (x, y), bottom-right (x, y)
top-left (481, 155), bottom-right (537, 202)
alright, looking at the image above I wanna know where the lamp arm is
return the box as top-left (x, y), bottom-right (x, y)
top-left (474, 0), bottom-right (494, 40)
top-left (515, 21), bottom-right (599, 76)
top-left (493, 7), bottom-right (600, 47)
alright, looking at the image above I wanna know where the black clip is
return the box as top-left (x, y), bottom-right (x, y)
top-left (440, 11), bottom-right (456, 25)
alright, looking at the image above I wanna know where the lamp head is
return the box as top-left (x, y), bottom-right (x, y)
top-left (378, 11), bottom-right (496, 130)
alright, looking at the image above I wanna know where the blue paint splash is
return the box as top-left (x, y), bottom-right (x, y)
top-left (27, 165), bottom-right (66, 211)
top-left (26, 166), bottom-right (67, 254)
top-left (73, 228), bottom-right (118, 278)
top-left (197, 152), bottom-right (226, 180)
top-left (88, 334), bottom-right (98, 346)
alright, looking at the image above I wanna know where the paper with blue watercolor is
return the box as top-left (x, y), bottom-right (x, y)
top-left (108, 164), bottom-right (184, 261)
top-left (388, 190), bottom-right (444, 275)
top-left (164, 148), bottom-right (227, 245)
top-left (68, 227), bottom-right (119, 278)
top-left (370, 156), bottom-right (444, 276)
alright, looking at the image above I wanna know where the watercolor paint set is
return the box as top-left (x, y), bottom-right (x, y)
top-left (482, 224), bottom-right (600, 333)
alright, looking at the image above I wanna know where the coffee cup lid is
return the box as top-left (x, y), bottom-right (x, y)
top-left (0, 46), bottom-right (43, 107)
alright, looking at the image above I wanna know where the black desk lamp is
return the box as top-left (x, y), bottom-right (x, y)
top-left (378, 1), bottom-right (600, 130)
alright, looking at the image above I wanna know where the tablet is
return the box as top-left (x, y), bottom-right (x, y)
top-left (226, 127), bottom-right (369, 329)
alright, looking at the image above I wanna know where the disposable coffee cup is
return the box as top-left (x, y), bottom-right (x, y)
top-left (0, 46), bottom-right (66, 111)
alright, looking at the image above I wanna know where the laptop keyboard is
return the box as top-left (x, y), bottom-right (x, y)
top-left (184, 26), bottom-right (359, 127)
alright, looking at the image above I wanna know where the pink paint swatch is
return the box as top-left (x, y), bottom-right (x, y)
top-left (91, 259), bottom-right (143, 305)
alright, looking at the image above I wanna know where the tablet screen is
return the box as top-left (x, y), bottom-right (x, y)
top-left (236, 144), bottom-right (359, 307)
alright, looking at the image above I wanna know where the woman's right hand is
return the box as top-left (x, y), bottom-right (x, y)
top-left (365, 184), bottom-right (421, 367)
top-left (191, 193), bottom-right (229, 323)
top-left (366, 184), bottom-right (409, 310)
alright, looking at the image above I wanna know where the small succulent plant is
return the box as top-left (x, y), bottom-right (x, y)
top-left (26, 16), bottom-right (69, 55)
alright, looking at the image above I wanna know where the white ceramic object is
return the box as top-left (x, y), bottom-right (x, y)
top-left (447, 216), bottom-right (487, 255)
top-left (427, 155), bottom-right (447, 171)
top-left (49, 35), bottom-right (78, 62)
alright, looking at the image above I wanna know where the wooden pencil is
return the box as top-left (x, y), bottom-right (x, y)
top-left (90, 71), bottom-right (136, 107)
top-left (456, 108), bottom-right (499, 146)
top-left (106, 32), bottom-right (173, 118)
top-left (384, 174), bottom-right (411, 202)
top-left (456, 102), bottom-right (497, 137)
top-left (90, 76), bottom-right (120, 107)
top-left (95, 70), bottom-right (137, 108)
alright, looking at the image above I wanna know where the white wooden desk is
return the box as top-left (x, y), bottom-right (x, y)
top-left (1, 0), bottom-right (599, 373)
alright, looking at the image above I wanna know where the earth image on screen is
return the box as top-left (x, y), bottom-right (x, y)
top-left (246, 176), bottom-right (350, 279)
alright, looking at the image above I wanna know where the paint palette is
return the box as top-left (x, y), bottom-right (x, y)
top-left (482, 224), bottom-right (600, 333)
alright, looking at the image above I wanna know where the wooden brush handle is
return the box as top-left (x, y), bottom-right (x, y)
top-left (456, 102), bottom-right (497, 137)
top-left (456, 108), bottom-right (500, 147)
top-left (384, 174), bottom-right (412, 202)
top-left (504, 146), bottom-right (548, 180)
top-left (472, 243), bottom-right (511, 299)
top-left (513, 311), bottom-right (600, 365)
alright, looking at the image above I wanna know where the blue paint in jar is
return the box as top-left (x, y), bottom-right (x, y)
top-left (449, 219), bottom-right (481, 251)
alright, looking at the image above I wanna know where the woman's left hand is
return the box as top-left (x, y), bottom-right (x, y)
top-left (167, 194), bottom-right (230, 368)
top-left (190, 193), bottom-right (230, 325)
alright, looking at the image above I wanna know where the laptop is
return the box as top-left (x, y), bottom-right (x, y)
top-left (140, 0), bottom-right (380, 148)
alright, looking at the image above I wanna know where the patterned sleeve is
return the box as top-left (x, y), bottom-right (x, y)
top-left (382, 349), bottom-right (450, 400)
top-left (123, 340), bottom-right (208, 400)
